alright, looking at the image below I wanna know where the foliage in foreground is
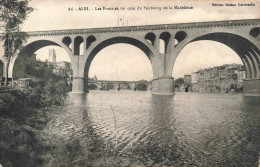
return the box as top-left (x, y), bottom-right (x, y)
top-left (0, 89), bottom-right (48, 167)
top-left (0, 61), bottom-right (70, 166)
top-left (20, 60), bottom-right (71, 107)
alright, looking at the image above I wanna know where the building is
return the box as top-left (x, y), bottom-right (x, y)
top-left (188, 64), bottom-right (245, 93)
top-left (53, 61), bottom-right (72, 75)
top-left (52, 61), bottom-right (73, 85)
top-left (237, 70), bottom-right (246, 82)
top-left (191, 72), bottom-right (198, 84)
top-left (120, 83), bottom-right (130, 90)
top-left (183, 75), bottom-right (191, 92)
top-left (237, 67), bottom-right (246, 91)
top-left (48, 48), bottom-right (57, 64)
top-left (13, 78), bottom-right (35, 89)
top-left (191, 72), bottom-right (199, 92)
top-left (45, 49), bottom-right (73, 84)
top-left (56, 61), bottom-right (71, 69)
top-left (184, 75), bottom-right (191, 84)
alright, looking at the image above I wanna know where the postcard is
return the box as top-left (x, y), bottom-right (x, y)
top-left (0, 0), bottom-right (259, 166)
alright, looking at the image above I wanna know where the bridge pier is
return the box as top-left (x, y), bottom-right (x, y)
top-left (151, 77), bottom-right (175, 95)
top-left (243, 79), bottom-right (260, 96)
top-left (71, 77), bottom-right (87, 94)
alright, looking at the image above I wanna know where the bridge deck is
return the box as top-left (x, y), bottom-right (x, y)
top-left (24, 19), bottom-right (260, 36)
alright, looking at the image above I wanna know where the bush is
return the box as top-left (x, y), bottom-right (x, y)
top-left (136, 83), bottom-right (147, 91)
top-left (0, 90), bottom-right (48, 167)
top-left (55, 80), bottom-right (70, 95)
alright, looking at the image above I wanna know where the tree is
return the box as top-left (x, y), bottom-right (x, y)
top-left (174, 77), bottom-right (184, 86)
top-left (55, 80), bottom-right (70, 95)
top-left (88, 83), bottom-right (98, 90)
top-left (0, 0), bottom-right (34, 86)
top-left (136, 83), bottom-right (147, 91)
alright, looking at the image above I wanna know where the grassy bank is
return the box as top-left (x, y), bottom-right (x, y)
top-left (0, 89), bottom-right (49, 167)
top-left (0, 59), bottom-right (73, 166)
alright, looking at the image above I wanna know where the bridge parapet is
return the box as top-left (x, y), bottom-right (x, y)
top-left (22, 19), bottom-right (260, 37)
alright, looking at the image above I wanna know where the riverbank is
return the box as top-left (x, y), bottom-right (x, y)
top-left (0, 89), bottom-right (122, 166)
top-left (0, 89), bottom-right (49, 167)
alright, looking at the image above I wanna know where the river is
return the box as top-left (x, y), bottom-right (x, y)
top-left (40, 91), bottom-right (260, 166)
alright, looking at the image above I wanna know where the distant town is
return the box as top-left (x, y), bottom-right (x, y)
top-left (9, 48), bottom-right (73, 89)
top-left (175, 63), bottom-right (245, 93)
top-left (0, 48), bottom-right (246, 93)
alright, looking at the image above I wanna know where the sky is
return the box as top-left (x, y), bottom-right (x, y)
top-left (19, 0), bottom-right (260, 80)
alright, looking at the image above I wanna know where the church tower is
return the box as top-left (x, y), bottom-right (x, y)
top-left (48, 48), bottom-right (57, 63)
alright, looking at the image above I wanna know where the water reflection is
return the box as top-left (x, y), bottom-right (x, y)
top-left (67, 93), bottom-right (87, 106)
top-left (130, 95), bottom-right (181, 166)
top-left (42, 94), bottom-right (114, 166)
top-left (237, 96), bottom-right (260, 167)
top-left (42, 92), bottom-right (260, 166)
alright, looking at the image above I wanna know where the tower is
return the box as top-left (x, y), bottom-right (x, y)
top-left (48, 48), bottom-right (56, 63)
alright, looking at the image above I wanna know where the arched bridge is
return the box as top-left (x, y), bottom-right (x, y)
top-left (0, 19), bottom-right (260, 95)
top-left (88, 80), bottom-right (151, 91)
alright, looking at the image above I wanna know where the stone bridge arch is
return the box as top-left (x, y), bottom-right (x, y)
top-left (118, 82), bottom-right (131, 90)
top-left (8, 37), bottom-right (74, 78)
top-left (88, 82), bottom-right (98, 90)
top-left (79, 36), bottom-right (161, 93)
top-left (135, 82), bottom-right (149, 91)
top-left (169, 31), bottom-right (260, 95)
top-left (191, 33), bottom-right (260, 79)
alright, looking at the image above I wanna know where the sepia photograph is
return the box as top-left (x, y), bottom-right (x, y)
top-left (0, 0), bottom-right (260, 166)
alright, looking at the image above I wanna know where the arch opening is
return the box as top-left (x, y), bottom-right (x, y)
top-left (145, 32), bottom-right (156, 45)
top-left (173, 40), bottom-right (244, 93)
top-left (135, 83), bottom-right (148, 91)
top-left (12, 40), bottom-right (72, 81)
top-left (85, 37), bottom-right (154, 92)
top-left (172, 32), bottom-right (260, 93)
top-left (119, 83), bottom-right (131, 90)
top-left (191, 33), bottom-right (260, 79)
top-left (74, 36), bottom-right (84, 55)
top-left (62, 36), bottom-right (72, 50)
top-left (86, 35), bottom-right (96, 50)
top-left (175, 31), bottom-right (187, 45)
top-left (250, 27), bottom-right (260, 40)
top-left (160, 32), bottom-right (171, 54)
top-left (88, 83), bottom-right (98, 90)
